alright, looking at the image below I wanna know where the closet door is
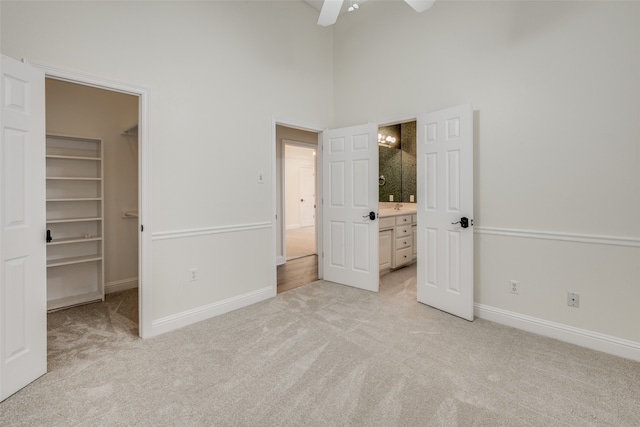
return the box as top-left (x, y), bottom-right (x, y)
top-left (0, 55), bottom-right (47, 401)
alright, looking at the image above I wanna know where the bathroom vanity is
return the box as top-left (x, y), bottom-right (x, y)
top-left (379, 205), bottom-right (417, 273)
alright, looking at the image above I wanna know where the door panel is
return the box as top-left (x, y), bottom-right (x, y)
top-left (417, 104), bottom-right (473, 320)
top-left (322, 123), bottom-right (378, 292)
top-left (299, 166), bottom-right (315, 227)
top-left (0, 55), bottom-right (47, 401)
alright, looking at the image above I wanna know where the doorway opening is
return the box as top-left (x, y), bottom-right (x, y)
top-left (274, 124), bottom-right (321, 294)
top-left (284, 142), bottom-right (317, 261)
top-left (377, 120), bottom-right (418, 293)
top-left (43, 76), bottom-right (143, 337)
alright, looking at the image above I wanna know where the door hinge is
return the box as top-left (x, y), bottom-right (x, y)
top-left (141, 225), bottom-right (144, 232)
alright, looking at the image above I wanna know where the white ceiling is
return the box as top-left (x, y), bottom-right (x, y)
top-left (302, 0), bottom-right (369, 17)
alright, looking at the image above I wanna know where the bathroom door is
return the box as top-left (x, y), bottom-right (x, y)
top-left (0, 55), bottom-right (47, 401)
top-left (322, 123), bottom-right (379, 292)
top-left (416, 104), bottom-right (474, 320)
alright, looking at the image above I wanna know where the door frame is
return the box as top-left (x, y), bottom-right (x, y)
top-left (27, 60), bottom-right (153, 338)
top-left (272, 118), bottom-right (324, 278)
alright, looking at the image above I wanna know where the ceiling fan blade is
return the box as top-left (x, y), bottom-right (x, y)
top-left (318, 0), bottom-right (344, 26)
top-left (404, 0), bottom-right (436, 13)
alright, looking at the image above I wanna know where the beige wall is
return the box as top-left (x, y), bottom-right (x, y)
top-left (1, 1), bottom-right (334, 329)
top-left (333, 1), bottom-right (640, 343)
top-left (46, 79), bottom-right (139, 292)
top-left (4, 1), bottom-right (639, 351)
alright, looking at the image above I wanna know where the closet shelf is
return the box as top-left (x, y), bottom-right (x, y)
top-left (46, 134), bottom-right (105, 311)
top-left (46, 154), bottom-right (101, 161)
top-left (47, 236), bottom-right (102, 246)
top-left (47, 291), bottom-right (103, 312)
top-left (47, 254), bottom-right (102, 268)
top-left (47, 216), bottom-right (102, 224)
top-left (47, 198), bottom-right (102, 202)
top-left (47, 176), bottom-right (102, 181)
top-left (122, 124), bottom-right (138, 137)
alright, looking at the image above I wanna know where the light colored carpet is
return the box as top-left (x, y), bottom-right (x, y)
top-left (2, 264), bottom-right (640, 426)
top-left (286, 226), bottom-right (316, 260)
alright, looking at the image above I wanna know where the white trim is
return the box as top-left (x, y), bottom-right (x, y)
top-left (375, 114), bottom-right (418, 127)
top-left (150, 285), bottom-right (274, 337)
top-left (475, 303), bottom-right (640, 362)
top-left (282, 138), bottom-right (318, 150)
top-left (29, 59), bottom-right (153, 339)
top-left (105, 277), bottom-right (138, 294)
top-left (25, 60), bottom-right (145, 96)
top-left (152, 222), bottom-right (271, 241)
top-left (475, 226), bottom-right (640, 248)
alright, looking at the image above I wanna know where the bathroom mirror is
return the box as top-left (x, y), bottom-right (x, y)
top-left (378, 121), bottom-right (416, 203)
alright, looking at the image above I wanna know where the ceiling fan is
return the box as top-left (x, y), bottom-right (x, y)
top-left (316, 0), bottom-right (436, 26)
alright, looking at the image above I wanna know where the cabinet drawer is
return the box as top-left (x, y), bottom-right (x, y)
top-left (395, 215), bottom-right (412, 225)
top-left (396, 224), bottom-right (412, 237)
top-left (379, 217), bottom-right (395, 230)
top-left (395, 235), bottom-right (412, 250)
top-left (395, 247), bottom-right (412, 266)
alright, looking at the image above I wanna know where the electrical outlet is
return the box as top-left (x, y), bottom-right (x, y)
top-left (510, 280), bottom-right (519, 294)
top-left (189, 268), bottom-right (198, 282)
top-left (567, 292), bottom-right (580, 308)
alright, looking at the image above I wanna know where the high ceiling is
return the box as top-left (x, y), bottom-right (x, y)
top-left (302, 0), bottom-right (369, 17)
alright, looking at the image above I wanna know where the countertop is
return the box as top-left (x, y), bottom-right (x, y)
top-left (378, 205), bottom-right (417, 218)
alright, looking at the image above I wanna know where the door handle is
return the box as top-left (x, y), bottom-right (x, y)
top-left (363, 211), bottom-right (377, 221)
top-left (451, 217), bottom-right (473, 228)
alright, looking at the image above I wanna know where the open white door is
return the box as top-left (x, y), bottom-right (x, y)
top-left (0, 55), bottom-right (47, 400)
top-left (416, 104), bottom-right (474, 320)
top-left (322, 123), bottom-right (379, 292)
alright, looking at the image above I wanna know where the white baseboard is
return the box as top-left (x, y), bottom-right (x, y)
top-left (286, 224), bottom-right (300, 230)
top-left (105, 277), bottom-right (138, 294)
top-left (150, 285), bottom-right (275, 336)
top-left (475, 303), bottom-right (640, 362)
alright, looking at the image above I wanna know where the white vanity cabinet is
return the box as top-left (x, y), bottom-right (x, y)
top-left (379, 211), bottom-right (417, 272)
top-left (378, 217), bottom-right (395, 271)
top-left (379, 230), bottom-right (393, 271)
top-left (412, 214), bottom-right (417, 261)
top-left (394, 215), bottom-right (413, 268)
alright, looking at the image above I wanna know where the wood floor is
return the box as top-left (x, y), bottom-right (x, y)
top-left (277, 255), bottom-right (318, 294)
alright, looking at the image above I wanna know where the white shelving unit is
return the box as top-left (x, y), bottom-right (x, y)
top-left (46, 134), bottom-right (104, 311)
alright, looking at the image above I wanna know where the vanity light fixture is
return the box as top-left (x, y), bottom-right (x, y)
top-left (378, 133), bottom-right (396, 148)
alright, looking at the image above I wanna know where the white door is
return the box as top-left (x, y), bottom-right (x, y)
top-left (0, 55), bottom-right (47, 401)
top-left (322, 123), bottom-right (379, 292)
top-left (416, 104), bottom-right (474, 320)
top-left (299, 166), bottom-right (315, 227)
